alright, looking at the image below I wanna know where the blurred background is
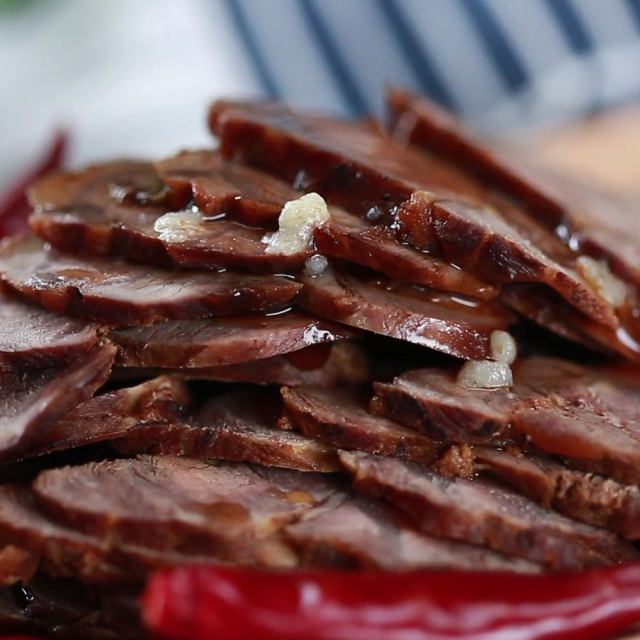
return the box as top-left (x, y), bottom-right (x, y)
top-left (2, 0), bottom-right (640, 196)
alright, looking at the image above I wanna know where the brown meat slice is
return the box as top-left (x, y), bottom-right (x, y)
top-left (114, 340), bottom-right (371, 387)
top-left (339, 451), bottom-right (637, 569)
top-left (209, 99), bottom-right (485, 221)
top-left (387, 87), bottom-right (640, 287)
top-left (0, 344), bottom-right (115, 461)
top-left (371, 368), bottom-right (516, 444)
top-left (297, 267), bottom-right (510, 360)
top-left (0, 235), bottom-right (300, 325)
top-left (117, 388), bottom-right (339, 472)
top-left (210, 99), bottom-right (619, 331)
top-left (155, 149), bottom-right (297, 226)
top-left (33, 456), bottom-right (338, 565)
top-left (18, 376), bottom-right (191, 461)
top-left (286, 493), bottom-right (539, 572)
top-left (110, 311), bottom-right (353, 368)
top-left (315, 207), bottom-right (495, 299)
top-left (476, 447), bottom-right (640, 539)
top-left (0, 485), bottom-right (251, 586)
top-left (281, 385), bottom-right (445, 464)
top-left (501, 284), bottom-right (640, 362)
top-left (0, 292), bottom-right (101, 367)
top-left (29, 158), bottom-right (308, 272)
top-left (398, 195), bottom-right (617, 327)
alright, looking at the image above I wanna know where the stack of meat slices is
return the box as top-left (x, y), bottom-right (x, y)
top-left (1, 90), bottom-right (640, 638)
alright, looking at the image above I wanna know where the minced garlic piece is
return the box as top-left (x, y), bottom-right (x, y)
top-left (303, 254), bottom-right (328, 277)
top-left (458, 360), bottom-right (513, 389)
top-left (153, 208), bottom-right (202, 242)
top-left (576, 256), bottom-right (627, 308)
top-left (263, 193), bottom-right (330, 255)
top-left (490, 330), bottom-right (517, 364)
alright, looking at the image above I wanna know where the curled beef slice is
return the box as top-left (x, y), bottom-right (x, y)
top-left (387, 87), bottom-right (640, 288)
top-left (113, 340), bottom-right (371, 387)
top-left (286, 493), bottom-right (539, 572)
top-left (0, 485), bottom-right (248, 586)
top-left (116, 388), bottom-right (340, 472)
top-left (110, 311), bottom-right (353, 368)
top-left (475, 447), bottom-right (640, 539)
top-left (29, 159), bottom-right (309, 272)
top-left (0, 292), bottom-right (101, 367)
top-left (297, 267), bottom-right (510, 360)
top-left (210, 99), bottom-right (622, 331)
top-left (371, 368), bottom-right (516, 444)
top-left (398, 194), bottom-right (617, 327)
top-left (501, 284), bottom-right (640, 362)
top-left (281, 385), bottom-right (444, 464)
top-left (315, 207), bottom-right (495, 299)
top-left (155, 149), bottom-right (297, 226)
top-left (33, 456), bottom-right (337, 565)
top-left (0, 343), bottom-right (115, 461)
top-left (19, 376), bottom-right (190, 460)
top-left (339, 451), bottom-right (637, 569)
top-left (0, 235), bottom-right (300, 325)
top-left (209, 100), bottom-right (484, 221)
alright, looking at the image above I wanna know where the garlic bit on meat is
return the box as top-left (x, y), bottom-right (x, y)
top-left (263, 193), bottom-right (330, 255)
top-left (458, 330), bottom-right (517, 389)
top-left (576, 255), bottom-right (627, 308)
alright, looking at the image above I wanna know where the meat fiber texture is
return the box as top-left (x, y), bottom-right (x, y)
top-left (0, 88), bottom-right (639, 637)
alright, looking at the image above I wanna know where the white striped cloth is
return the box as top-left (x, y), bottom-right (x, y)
top-left (225, 0), bottom-right (640, 131)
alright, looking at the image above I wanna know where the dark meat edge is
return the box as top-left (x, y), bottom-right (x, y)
top-left (0, 234), bottom-right (301, 325)
top-left (0, 343), bottom-right (116, 461)
top-left (297, 266), bottom-right (510, 361)
top-left (109, 311), bottom-right (354, 369)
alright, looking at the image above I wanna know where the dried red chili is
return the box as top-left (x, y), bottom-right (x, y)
top-left (0, 131), bottom-right (67, 239)
top-left (143, 564), bottom-right (640, 640)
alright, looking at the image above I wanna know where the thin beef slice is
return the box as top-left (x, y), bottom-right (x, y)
top-left (33, 456), bottom-right (338, 566)
top-left (110, 311), bottom-right (353, 368)
top-left (0, 234), bottom-right (300, 325)
top-left (116, 388), bottom-right (340, 472)
top-left (297, 266), bottom-right (510, 360)
top-left (339, 451), bottom-right (637, 569)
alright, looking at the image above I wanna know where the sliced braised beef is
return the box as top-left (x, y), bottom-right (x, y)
top-left (0, 235), bottom-right (300, 325)
top-left (0, 292), bottom-right (101, 367)
top-left (387, 87), bottom-right (640, 287)
top-left (339, 451), bottom-right (637, 569)
top-left (209, 99), bottom-right (624, 335)
top-left (285, 493), bottom-right (538, 572)
top-left (155, 149), bottom-right (298, 226)
top-left (209, 99), bottom-right (485, 221)
top-left (110, 311), bottom-right (353, 368)
top-left (397, 194), bottom-right (617, 327)
top-left (29, 157), bottom-right (308, 272)
top-left (114, 340), bottom-right (370, 387)
top-left (501, 284), bottom-right (640, 362)
top-left (372, 356), bottom-right (640, 483)
top-left (0, 485), bottom-right (240, 586)
top-left (281, 385), bottom-right (447, 465)
top-left (371, 368), bottom-right (515, 444)
top-left (297, 267), bottom-right (510, 360)
top-left (33, 456), bottom-right (338, 565)
top-left (0, 344), bottom-right (116, 461)
top-left (117, 388), bottom-right (340, 472)
top-left (315, 207), bottom-right (495, 299)
top-left (18, 376), bottom-right (191, 461)
top-left (475, 447), bottom-right (640, 539)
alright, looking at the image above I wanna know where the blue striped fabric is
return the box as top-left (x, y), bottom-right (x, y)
top-left (222, 0), bottom-right (640, 130)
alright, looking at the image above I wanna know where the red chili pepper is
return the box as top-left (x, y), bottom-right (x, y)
top-left (143, 564), bottom-right (640, 640)
top-left (0, 131), bottom-right (67, 239)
